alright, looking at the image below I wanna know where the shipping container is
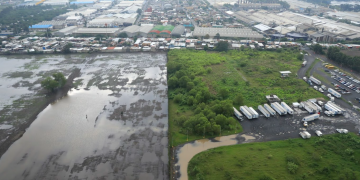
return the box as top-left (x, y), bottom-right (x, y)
top-left (240, 106), bottom-right (252, 119)
top-left (309, 76), bottom-right (321, 85)
top-left (302, 114), bottom-right (320, 122)
top-left (249, 107), bottom-right (259, 119)
top-left (328, 88), bottom-right (341, 98)
top-left (258, 105), bottom-right (270, 118)
top-left (271, 102), bottom-right (287, 115)
top-left (280, 102), bottom-right (294, 115)
top-left (233, 107), bottom-right (243, 121)
top-left (264, 104), bottom-right (276, 116)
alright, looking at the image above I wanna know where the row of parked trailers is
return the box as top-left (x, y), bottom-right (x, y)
top-left (300, 100), bottom-right (322, 114)
top-left (235, 102), bottom-right (294, 120)
top-left (324, 101), bottom-right (346, 115)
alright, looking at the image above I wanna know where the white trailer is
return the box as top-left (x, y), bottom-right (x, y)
top-left (249, 107), bottom-right (259, 118)
top-left (280, 102), bottom-right (294, 115)
top-left (310, 101), bottom-right (322, 112)
top-left (327, 101), bottom-right (346, 113)
top-left (299, 131), bottom-right (311, 139)
top-left (309, 76), bottom-right (321, 85)
top-left (321, 85), bottom-right (327, 91)
top-left (328, 88), bottom-right (341, 98)
top-left (244, 106), bottom-right (255, 118)
top-left (324, 103), bottom-right (342, 115)
top-left (264, 104), bottom-right (276, 116)
top-left (240, 106), bottom-right (252, 119)
top-left (305, 101), bottom-right (319, 113)
top-left (271, 102), bottom-right (287, 115)
top-left (301, 102), bottom-right (314, 113)
top-left (302, 114), bottom-right (320, 122)
top-left (233, 107), bottom-right (243, 121)
top-left (258, 105), bottom-right (270, 118)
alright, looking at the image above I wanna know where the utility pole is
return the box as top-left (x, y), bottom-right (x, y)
top-left (203, 126), bottom-right (205, 138)
top-left (220, 126), bottom-right (221, 136)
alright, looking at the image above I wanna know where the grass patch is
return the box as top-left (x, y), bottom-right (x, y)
top-left (188, 133), bottom-right (360, 180)
top-left (168, 49), bottom-right (325, 146)
top-left (313, 72), bottom-right (330, 85)
top-left (306, 58), bottom-right (320, 77)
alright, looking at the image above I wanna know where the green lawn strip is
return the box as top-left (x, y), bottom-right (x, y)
top-left (306, 58), bottom-right (320, 77)
top-left (188, 133), bottom-right (360, 180)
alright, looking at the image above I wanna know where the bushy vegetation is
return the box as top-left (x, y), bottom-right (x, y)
top-left (41, 72), bottom-right (66, 92)
top-left (168, 49), bottom-right (324, 146)
top-left (0, 5), bottom-right (73, 33)
top-left (327, 46), bottom-right (360, 72)
top-left (188, 133), bottom-right (360, 180)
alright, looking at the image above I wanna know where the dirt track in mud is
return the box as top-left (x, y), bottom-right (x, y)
top-left (0, 53), bottom-right (168, 180)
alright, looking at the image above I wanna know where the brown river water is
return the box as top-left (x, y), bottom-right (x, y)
top-left (0, 53), bottom-right (168, 180)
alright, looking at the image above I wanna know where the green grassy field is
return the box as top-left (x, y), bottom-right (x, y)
top-left (168, 49), bottom-right (327, 147)
top-left (188, 133), bottom-right (360, 180)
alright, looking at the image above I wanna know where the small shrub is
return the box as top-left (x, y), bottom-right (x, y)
top-left (206, 67), bottom-right (212, 74)
top-left (267, 154), bottom-right (273, 159)
top-left (286, 155), bottom-right (300, 165)
top-left (345, 148), bottom-right (354, 155)
top-left (287, 162), bottom-right (299, 174)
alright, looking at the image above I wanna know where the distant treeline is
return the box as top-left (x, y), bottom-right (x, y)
top-left (0, 5), bottom-right (74, 33)
top-left (327, 46), bottom-right (360, 72)
top-left (332, 4), bottom-right (360, 12)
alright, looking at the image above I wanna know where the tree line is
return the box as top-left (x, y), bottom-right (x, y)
top-left (0, 5), bottom-right (74, 33)
top-left (168, 50), bottom-right (241, 136)
top-left (327, 46), bottom-right (360, 72)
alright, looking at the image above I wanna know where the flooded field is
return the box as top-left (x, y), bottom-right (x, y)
top-left (0, 53), bottom-right (168, 180)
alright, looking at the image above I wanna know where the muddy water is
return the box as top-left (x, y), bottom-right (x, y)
top-left (0, 53), bottom-right (168, 180)
top-left (175, 134), bottom-right (257, 180)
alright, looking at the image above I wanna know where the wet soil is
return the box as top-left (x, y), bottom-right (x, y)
top-left (0, 68), bottom-right (80, 158)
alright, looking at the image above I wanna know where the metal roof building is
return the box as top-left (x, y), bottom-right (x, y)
top-left (73, 28), bottom-right (121, 37)
top-left (148, 25), bottom-right (174, 38)
top-left (171, 25), bottom-right (185, 37)
top-left (122, 25), bottom-right (154, 37)
top-left (29, 25), bottom-right (53, 31)
top-left (193, 27), bottom-right (264, 39)
top-left (54, 26), bottom-right (78, 37)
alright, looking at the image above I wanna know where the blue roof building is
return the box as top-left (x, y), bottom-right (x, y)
top-left (29, 25), bottom-right (53, 29)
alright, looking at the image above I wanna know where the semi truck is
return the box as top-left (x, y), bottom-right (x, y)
top-left (300, 102), bottom-right (314, 113)
top-left (302, 61), bottom-right (307, 67)
top-left (321, 85), bottom-right (327, 91)
top-left (299, 131), bottom-right (311, 139)
top-left (233, 107), bottom-right (243, 121)
top-left (324, 103), bottom-right (342, 115)
top-left (302, 114), bottom-right (320, 122)
top-left (271, 102), bottom-right (287, 115)
top-left (309, 76), bottom-right (321, 85)
top-left (310, 101), bottom-right (322, 112)
top-left (244, 106), bottom-right (255, 118)
top-left (280, 102), bottom-right (294, 115)
top-left (328, 88), bottom-right (341, 98)
top-left (264, 104), bottom-right (276, 116)
top-left (327, 101), bottom-right (346, 114)
top-left (249, 107), bottom-right (259, 119)
top-left (240, 106), bottom-right (252, 119)
top-left (258, 105), bottom-right (270, 118)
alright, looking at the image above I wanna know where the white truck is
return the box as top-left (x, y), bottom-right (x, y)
top-left (336, 129), bottom-right (348, 134)
top-left (258, 105), bottom-right (270, 118)
top-left (310, 76), bottom-right (321, 85)
top-left (303, 77), bottom-right (307, 81)
top-left (271, 102), bottom-right (287, 115)
top-left (249, 107), bottom-right (259, 119)
top-left (240, 106), bottom-right (252, 119)
top-left (327, 101), bottom-right (346, 114)
top-left (264, 104), bottom-right (276, 116)
top-left (280, 102), bottom-right (294, 115)
top-left (317, 101), bottom-right (324, 106)
top-left (301, 102), bottom-right (314, 114)
top-left (328, 88), bottom-right (341, 98)
top-left (324, 103), bottom-right (341, 115)
top-left (321, 85), bottom-right (327, 91)
top-left (314, 86), bottom-right (318, 91)
top-left (302, 114), bottom-right (320, 122)
top-left (315, 130), bottom-right (323, 136)
top-left (233, 107), bottom-right (243, 121)
top-left (299, 131), bottom-right (311, 139)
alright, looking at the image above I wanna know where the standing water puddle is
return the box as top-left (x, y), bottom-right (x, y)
top-left (0, 53), bottom-right (168, 180)
top-left (175, 134), bottom-right (257, 180)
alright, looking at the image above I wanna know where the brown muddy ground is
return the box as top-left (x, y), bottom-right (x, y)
top-left (0, 53), bottom-right (168, 180)
top-left (341, 48), bottom-right (360, 57)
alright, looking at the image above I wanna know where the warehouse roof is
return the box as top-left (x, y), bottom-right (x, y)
top-left (254, 24), bottom-right (271, 32)
top-left (29, 25), bottom-right (52, 29)
top-left (171, 25), bottom-right (185, 36)
top-left (193, 27), bottom-right (263, 38)
top-left (74, 28), bottom-right (120, 33)
top-left (70, 1), bottom-right (94, 4)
